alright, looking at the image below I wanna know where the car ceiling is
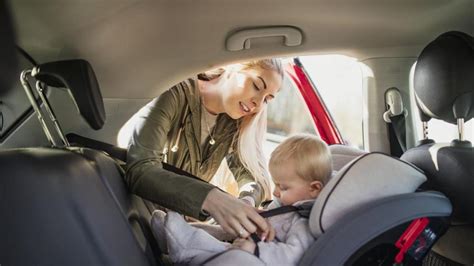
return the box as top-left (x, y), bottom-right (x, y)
top-left (9, 0), bottom-right (473, 98)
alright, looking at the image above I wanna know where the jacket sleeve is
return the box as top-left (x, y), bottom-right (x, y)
top-left (257, 217), bottom-right (315, 265)
top-left (226, 153), bottom-right (264, 207)
top-left (126, 88), bottom-right (215, 220)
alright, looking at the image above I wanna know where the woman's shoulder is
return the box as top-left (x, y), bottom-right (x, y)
top-left (150, 77), bottom-right (197, 104)
top-left (162, 78), bottom-right (194, 96)
top-left (166, 77), bottom-right (200, 105)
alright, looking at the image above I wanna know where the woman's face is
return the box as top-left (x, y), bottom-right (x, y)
top-left (221, 65), bottom-right (282, 119)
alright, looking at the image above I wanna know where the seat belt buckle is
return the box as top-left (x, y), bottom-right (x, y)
top-left (394, 217), bottom-right (430, 264)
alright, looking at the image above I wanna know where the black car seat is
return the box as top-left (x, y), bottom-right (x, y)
top-left (401, 31), bottom-right (474, 265)
top-left (203, 152), bottom-right (452, 265)
top-left (0, 60), bottom-right (157, 265)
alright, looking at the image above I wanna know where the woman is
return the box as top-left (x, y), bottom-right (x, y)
top-left (126, 59), bottom-right (283, 237)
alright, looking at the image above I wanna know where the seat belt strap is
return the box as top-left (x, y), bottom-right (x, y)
top-left (390, 113), bottom-right (407, 153)
top-left (383, 87), bottom-right (407, 156)
top-left (249, 202), bottom-right (313, 257)
top-left (259, 205), bottom-right (300, 218)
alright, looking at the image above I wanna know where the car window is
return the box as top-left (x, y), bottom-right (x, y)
top-left (264, 66), bottom-right (318, 156)
top-left (421, 119), bottom-right (473, 142)
top-left (299, 55), bottom-right (364, 149)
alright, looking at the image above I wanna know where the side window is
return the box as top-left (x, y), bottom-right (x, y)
top-left (299, 55), bottom-right (364, 149)
top-left (264, 62), bottom-right (318, 158)
top-left (421, 120), bottom-right (473, 142)
top-left (0, 53), bottom-right (36, 143)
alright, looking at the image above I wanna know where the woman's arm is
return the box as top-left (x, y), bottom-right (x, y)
top-left (126, 88), bottom-right (215, 219)
top-left (202, 188), bottom-right (271, 239)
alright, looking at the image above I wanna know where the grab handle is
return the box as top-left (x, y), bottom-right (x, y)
top-left (226, 26), bottom-right (303, 51)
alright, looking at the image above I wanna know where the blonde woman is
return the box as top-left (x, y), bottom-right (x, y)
top-left (126, 59), bottom-right (283, 238)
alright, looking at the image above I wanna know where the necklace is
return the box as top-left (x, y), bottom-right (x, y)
top-left (201, 99), bottom-right (216, 145)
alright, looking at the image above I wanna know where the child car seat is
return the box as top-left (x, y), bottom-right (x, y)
top-left (203, 152), bottom-right (452, 265)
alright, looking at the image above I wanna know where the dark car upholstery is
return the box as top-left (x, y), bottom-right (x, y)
top-left (0, 60), bottom-right (159, 265)
top-left (402, 31), bottom-right (474, 265)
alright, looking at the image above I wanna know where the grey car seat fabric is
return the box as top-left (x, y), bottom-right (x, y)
top-left (329, 144), bottom-right (367, 171)
top-left (301, 192), bottom-right (451, 265)
top-left (203, 153), bottom-right (451, 265)
top-left (401, 31), bottom-right (474, 265)
top-left (311, 153), bottom-right (426, 237)
top-left (204, 249), bottom-right (265, 266)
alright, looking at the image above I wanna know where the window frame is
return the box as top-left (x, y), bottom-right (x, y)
top-left (285, 57), bottom-right (344, 145)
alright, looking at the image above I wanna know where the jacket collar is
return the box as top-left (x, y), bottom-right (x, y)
top-left (184, 78), bottom-right (201, 117)
top-left (183, 77), bottom-right (238, 140)
top-left (181, 78), bottom-right (203, 147)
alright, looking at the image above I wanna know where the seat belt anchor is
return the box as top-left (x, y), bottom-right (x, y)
top-left (394, 217), bottom-right (430, 264)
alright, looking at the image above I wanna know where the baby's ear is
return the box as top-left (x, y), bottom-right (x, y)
top-left (309, 180), bottom-right (323, 197)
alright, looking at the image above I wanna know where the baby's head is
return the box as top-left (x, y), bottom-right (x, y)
top-left (269, 134), bottom-right (332, 206)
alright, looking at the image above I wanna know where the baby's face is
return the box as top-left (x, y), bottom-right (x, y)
top-left (270, 161), bottom-right (322, 206)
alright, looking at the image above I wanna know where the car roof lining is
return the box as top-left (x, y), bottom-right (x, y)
top-left (10, 0), bottom-right (474, 98)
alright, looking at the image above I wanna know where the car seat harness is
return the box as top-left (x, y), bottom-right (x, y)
top-left (249, 202), bottom-right (313, 257)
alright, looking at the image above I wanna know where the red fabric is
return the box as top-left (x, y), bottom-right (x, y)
top-left (285, 63), bottom-right (343, 145)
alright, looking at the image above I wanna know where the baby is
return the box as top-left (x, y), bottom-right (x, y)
top-left (151, 134), bottom-right (333, 265)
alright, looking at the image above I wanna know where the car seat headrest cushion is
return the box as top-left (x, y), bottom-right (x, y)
top-left (414, 31), bottom-right (474, 124)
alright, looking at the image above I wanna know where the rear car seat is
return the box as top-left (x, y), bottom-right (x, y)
top-left (401, 31), bottom-right (474, 265)
top-left (0, 60), bottom-right (158, 265)
top-left (0, 148), bottom-right (151, 266)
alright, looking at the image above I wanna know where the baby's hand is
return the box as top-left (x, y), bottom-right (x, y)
top-left (232, 238), bottom-right (256, 254)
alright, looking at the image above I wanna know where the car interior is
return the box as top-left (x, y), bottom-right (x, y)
top-left (0, 0), bottom-right (473, 265)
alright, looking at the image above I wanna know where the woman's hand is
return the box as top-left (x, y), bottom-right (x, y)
top-left (258, 219), bottom-right (275, 242)
top-left (232, 238), bottom-right (256, 254)
top-left (240, 196), bottom-right (255, 206)
top-left (202, 188), bottom-right (269, 239)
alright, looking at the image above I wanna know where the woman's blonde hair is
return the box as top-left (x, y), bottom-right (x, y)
top-left (269, 134), bottom-right (333, 185)
top-left (199, 59), bottom-right (284, 201)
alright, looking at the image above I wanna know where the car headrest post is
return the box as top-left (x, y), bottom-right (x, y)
top-left (19, 70), bottom-right (58, 146)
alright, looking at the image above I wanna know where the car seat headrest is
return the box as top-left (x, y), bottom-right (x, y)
top-left (414, 31), bottom-right (474, 124)
top-left (329, 144), bottom-right (367, 171)
top-left (310, 153), bottom-right (427, 237)
top-left (32, 59), bottom-right (106, 130)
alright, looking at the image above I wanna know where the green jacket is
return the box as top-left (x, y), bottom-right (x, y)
top-left (126, 78), bottom-right (263, 219)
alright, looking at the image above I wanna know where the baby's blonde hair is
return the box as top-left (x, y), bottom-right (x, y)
top-left (270, 134), bottom-right (333, 184)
